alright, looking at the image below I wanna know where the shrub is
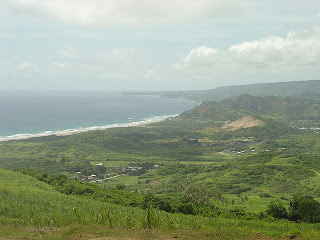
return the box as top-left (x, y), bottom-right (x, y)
top-left (288, 196), bottom-right (320, 223)
top-left (266, 201), bottom-right (288, 219)
top-left (259, 192), bottom-right (273, 198)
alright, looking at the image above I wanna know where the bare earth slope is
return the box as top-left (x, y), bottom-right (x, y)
top-left (222, 116), bottom-right (264, 130)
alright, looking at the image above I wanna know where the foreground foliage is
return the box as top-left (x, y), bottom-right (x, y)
top-left (267, 196), bottom-right (320, 223)
top-left (1, 169), bottom-right (320, 239)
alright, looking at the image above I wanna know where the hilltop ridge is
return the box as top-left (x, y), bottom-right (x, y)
top-left (179, 94), bottom-right (320, 121)
top-left (124, 79), bottom-right (320, 101)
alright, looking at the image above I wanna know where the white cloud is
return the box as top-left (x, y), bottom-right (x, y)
top-left (144, 65), bottom-right (162, 80)
top-left (111, 48), bottom-right (138, 63)
top-left (174, 26), bottom-right (320, 71)
top-left (59, 47), bottom-right (80, 60)
top-left (50, 47), bottom-right (144, 84)
top-left (17, 61), bottom-right (39, 71)
top-left (58, 46), bottom-right (139, 66)
top-left (53, 62), bottom-right (66, 70)
top-left (173, 46), bottom-right (218, 69)
top-left (144, 69), bottom-right (156, 79)
top-left (10, 0), bottom-right (243, 25)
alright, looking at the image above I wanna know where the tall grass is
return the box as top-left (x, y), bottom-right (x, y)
top-left (1, 169), bottom-right (320, 239)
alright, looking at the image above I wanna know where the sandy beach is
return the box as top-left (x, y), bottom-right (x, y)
top-left (0, 115), bottom-right (176, 142)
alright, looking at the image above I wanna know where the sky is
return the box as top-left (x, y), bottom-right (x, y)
top-left (1, 0), bottom-right (320, 91)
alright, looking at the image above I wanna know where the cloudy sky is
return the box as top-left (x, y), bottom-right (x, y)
top-left (1, 0), bottom-right (320, 90)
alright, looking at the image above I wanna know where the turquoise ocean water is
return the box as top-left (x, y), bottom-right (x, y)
top-left (0, 91), bottom-right (198, 140)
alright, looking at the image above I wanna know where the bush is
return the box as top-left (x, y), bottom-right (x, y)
top-left (288, 196), bottom-right (320, 223)
top-left (116, 184), bottom-right (125, 190)
top-left (265, 196), bottom-right (320, 223)
top-left (259, 192), bottom-right (273, 198)
top-left (266, 201), bottom-right (288, 219)
top-left (142, 193), bottom-right (172, 212)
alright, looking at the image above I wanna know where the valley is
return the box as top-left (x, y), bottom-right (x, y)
top-left (2, 84), bottom-right (320, 239)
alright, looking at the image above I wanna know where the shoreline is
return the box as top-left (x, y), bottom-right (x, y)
top-left (0, 115), bottom-right (177, 142)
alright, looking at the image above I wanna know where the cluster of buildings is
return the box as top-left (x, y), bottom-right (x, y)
top-left (74, 163), bottom-right (161, 183)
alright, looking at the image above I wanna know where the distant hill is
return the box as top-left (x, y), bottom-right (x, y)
top-left (179, 94), bottom-right (320, 121)
top-left (124, 80), bottom-right (320, 101)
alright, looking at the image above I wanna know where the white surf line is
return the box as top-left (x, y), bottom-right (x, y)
top-left (0, 114), bottom-right (178, 142)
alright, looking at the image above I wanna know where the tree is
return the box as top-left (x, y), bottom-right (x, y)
top-left (266, 201), bottom-right (288, 219)
top-left (288, 196), bottom-right (320, 223)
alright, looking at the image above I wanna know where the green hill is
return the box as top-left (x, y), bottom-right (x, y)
top-left (180, 94), bottom-right (320, 121)
top-left (125, 79), bottom-right (320, 101)
top-left (0, 168), bottom-right (118, 227)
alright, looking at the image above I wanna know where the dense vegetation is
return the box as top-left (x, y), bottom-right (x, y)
top-left (1, 168), bottom-right (320, 240)
top-left (266, 196), bottom-right (320, 223)
top-left (180, 94), bottom-right (320, 121)
top-left (2, 89), bottom-right (320, 239)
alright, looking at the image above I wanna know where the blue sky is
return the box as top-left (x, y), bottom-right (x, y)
top-left (1, 0), bottom-right (320, 90)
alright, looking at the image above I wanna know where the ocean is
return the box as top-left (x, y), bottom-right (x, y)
top-left (0, 91), bottom-right (198, 140)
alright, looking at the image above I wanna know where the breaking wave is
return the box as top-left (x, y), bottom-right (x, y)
top-left (0, 115), bottom-right (177, 142)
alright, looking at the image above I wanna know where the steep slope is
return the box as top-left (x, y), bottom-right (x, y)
top-left (0, 169), bottom-right (114, 226)
top-left (1, 169), bottom-right (304, 240)
top-left (180, 94), bottom-right (320, 121)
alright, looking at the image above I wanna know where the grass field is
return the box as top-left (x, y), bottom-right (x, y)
top-left (1, 168), bottom-right (320, 239)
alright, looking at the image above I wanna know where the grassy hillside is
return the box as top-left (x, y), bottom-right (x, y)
top-left (180, 94), bottom-right (320, 121)
top-left (3, 168), bottom-right (320, 239)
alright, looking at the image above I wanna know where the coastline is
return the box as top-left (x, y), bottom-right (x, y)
top-left (0, 115), bottom-right (177, 142)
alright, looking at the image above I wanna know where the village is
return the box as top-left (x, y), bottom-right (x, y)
top-left (73, 163), bottom-right (162, 183)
